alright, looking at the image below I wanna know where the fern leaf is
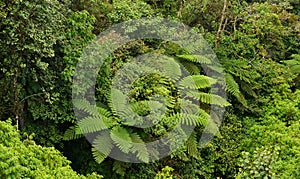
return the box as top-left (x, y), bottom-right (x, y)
top-left (179, 60), bottom-right (201, 75)
top-left (111, 126), bottom-right (133, 154)
top-left (180, 99), bottom-right (200, 114)
top-left (110, 89), bottom-right (133, 117)
top-left (186, 132), bottom-right (199, 159)
top-left (177, 55), bottom-right (212, 64)
top-left (92, 132), bottom-right (113, 163)
top-left (240, 81), bottom-right (257, 98)
top-left (73, 99), bottom-right (99, 116)
top-left (97, 107), bottom-right (112, 118)
top-left (185, 91), bottom-right (231, 106)
top-left (224, 73), bottom-right (240, 97)
top-left (92, 148), bottom-right (108, 164)
top-left (158, 57), bottom-right (182, 80)
top-left (63, 125), bottom-right (83, 140)
top-left (205, 64), bottom-right (224, 73)
top-left (77, 116), bottom-right (108, 134)
top-left (130, 132), bottom-right (149, 163)
top-left (179, 112), bottom-right (209, 126)
top-left (179, 75), bottom-right (217, 89)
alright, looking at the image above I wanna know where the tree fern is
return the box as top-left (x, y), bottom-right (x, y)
top-left (67, 48), bottom-right (232, 164)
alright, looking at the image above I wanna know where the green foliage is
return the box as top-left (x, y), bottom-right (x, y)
top-left (237, 146), bottom-right (279, 178)
top-left (155, 166), bottom-right (174, 179)
top-left (285, 54), bottom-right (300, 74)
top-left (0, 120), bottom-right (103, 179)
top-left (70, 0), bottom-right (113, 34)
top-left (1, 0), bottom-right (300, 178)
top-left (107, 0), bottom-right (154, 23)
top-left (0, 0), bottom-right (68, 123)
top-left (238, 89), bottom-right (300, 178)
top-left (0, 0), bottom-right (95, 146)
top-left (284, 54), bottom-right (300, 88)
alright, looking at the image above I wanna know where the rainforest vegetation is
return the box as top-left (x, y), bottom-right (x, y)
top-left (1, 0), bottom-right (300, 178)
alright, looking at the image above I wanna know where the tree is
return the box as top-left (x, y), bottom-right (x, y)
top-left (0, 119), bottom-right (102, 178)
top-left (0, 0), bottom-right (96, 146)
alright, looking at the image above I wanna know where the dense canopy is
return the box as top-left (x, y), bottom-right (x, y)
top-left (0, 0), bottom-right (299, 178)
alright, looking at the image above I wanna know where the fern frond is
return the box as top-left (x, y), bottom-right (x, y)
top-left (73, 99), bottom-right (99, 116)
top-left (224, 73), bottom-right (240, 97)
top-left (77, 116), bottom-right (108, 134)
top-left (158, 57), bottom-right (182, 80)
top-left (111, 126), bottom-right (133, 154)
top-left (130, 132), bottom-right (149, 163)
top-left (92, 132), bottom-right (113, 163)
top-left (92, 147), bottom-right (108, 164)
top-left (179, 110), bottom-right (209, 126)
top-left (110, 89), bottom-right (130, 115)
top-left (185, 91), bottom-right (231, 106)
top-left (186, 132), bottom-right (199, 159)
top-left (129, 100), bottom-right (162, 115)
top-left (179, 60), bottom-right (201, 75)
top-left (63, 125), bottom-right (83, 140)
top-left (97, 107), bottom-right (112, 118)
top-left (177, 55), bottom-right (212, 64)
top-left (178, 113), bottom-right (205, 126)
top-left (205, 64), bottom-right (224, 73)
top-left (179, 75), bottom-right (217, 89)
top-left (134, 55), bottom-right (182, 81)
top-left (180, 99), bottom-right (200, 114)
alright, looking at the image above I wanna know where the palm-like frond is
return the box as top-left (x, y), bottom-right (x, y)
top-left (92, 148), bottom-right (108, 164)
top-left (130, 132), bottom-right (149, 163)
top-left (179, 60), bottom-right (201, 75)
top-left (185, 91), bottom-right (231, 106)
top-left (224, 73), bottom-right (240, 97)
top-left (110, 126), bottom-right (133, 154)
top-left (63, 125), bottom-right (83, 140)
top-left (186, 132), bottom-right (200, 159)
top-left (73, 99), bottom-right (99, 116)
top-left (179, 75), bottom-right (217, 89)
top-left (77, 116), bottom-right (108, 134)
top-left (177, 55), bottom-right (212, 64)
top-left (92, 131), bottom-right (113, 163)
top-left (66, 49), bottom-right (233, 164)
top-left (178, 112), bottom-right (209, 126)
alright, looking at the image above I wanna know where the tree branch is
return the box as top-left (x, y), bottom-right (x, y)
top-left (215, 0), bottom-right (228, 49)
